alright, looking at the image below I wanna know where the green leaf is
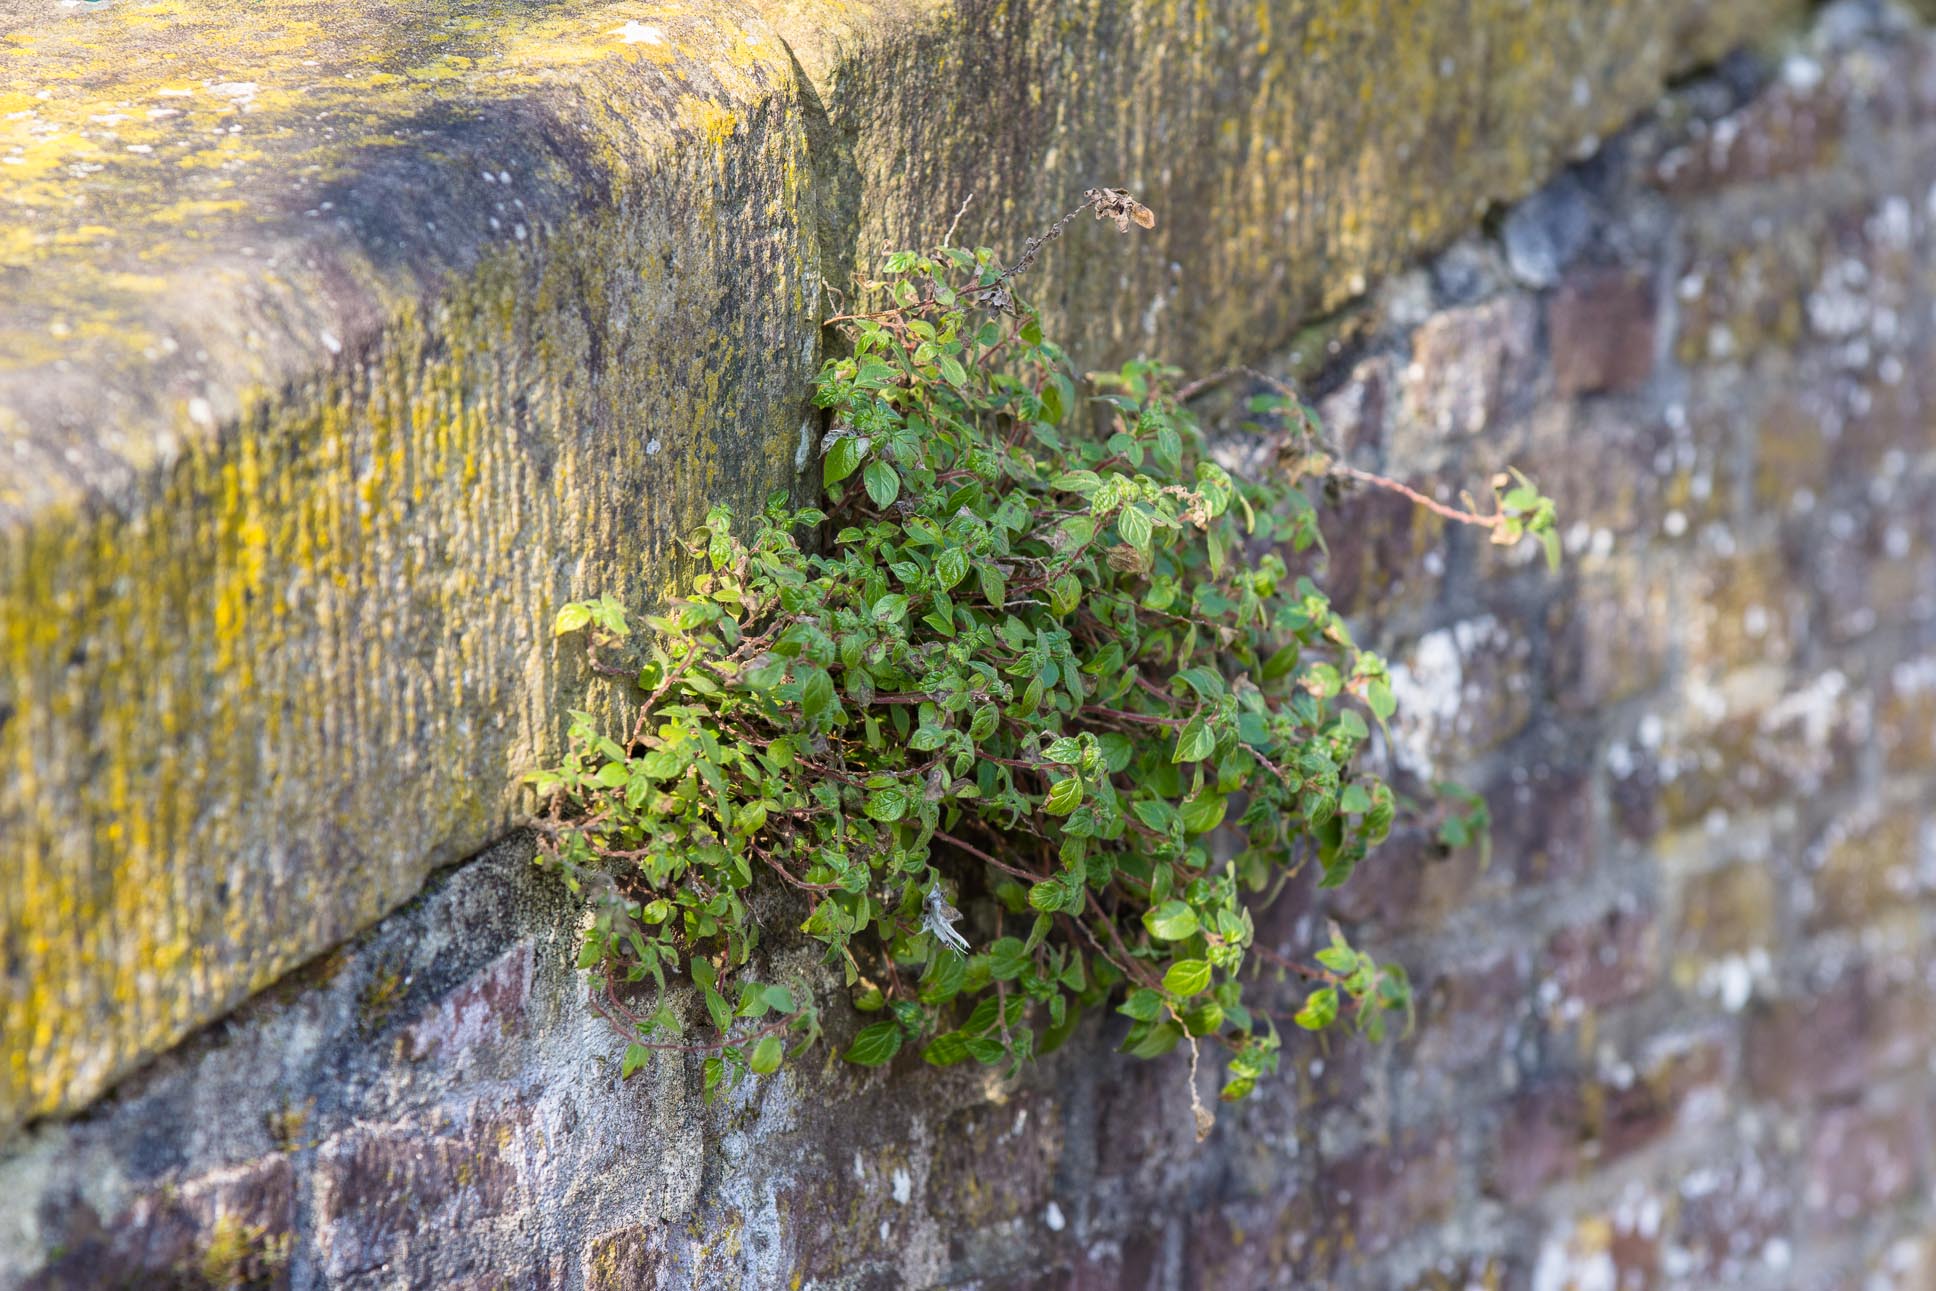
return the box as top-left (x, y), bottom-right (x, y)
top-left (1118, 987), bottom-right (1164, 1021)
top-left (1044, 776), bottom-right (1084, 816)
top-left (1173, 715), bottom-right (1215, 763)
top-left (843, 1020), bottom-right (904, 1066)
top-left (749, 1034), bottom-right (784, 1075)
top-left (1040, 379), bottom-right (1064, 425)
top-left (936, 546), bottom-right (970, 590)
top-left (1315, 945), bottom-right (1357, 973)
top-left (1162, 959), bottom-right (1213, 997)
top-left (1027, 877), bottom-right (1068, 913)
top-left (986, 937), bottom-right (1030, 981)
top-left (1365, 679), bottom-right (1396, 722)
top-left (800, 668), bottom-right (835, 720)
top-left (1126, 1020), bottom-right (1183, 1059)
top-left (922, 1032), bottom-right (972, 1066)
top-left (553, 603), bottom-right (592, 635)
top-left (978, 563), bottom-right (1006, 608)
top-left (1178, 793), bottom-right (1227, 834)
top-left (1175, 666), bottom-right (1225, 700)
top-left (620, 1042), bottom-right (649, 1080)
top-left (824, 434), bottom-right (864, 486)
top-left (1143, 900), bottom-right (1199, 941)
top-left (871, 593), bottom-right (910, 624)
top-left (864, 787), bottom-right (906, 822)
top-left (863, 460), bottom-right (901, 509)
top-left (1043, 736), bottom-right (1084, 764)
top-left (1294, 987), bottom-right (1339, 1030)
top-left (909, 725), bottom-right (951, 752)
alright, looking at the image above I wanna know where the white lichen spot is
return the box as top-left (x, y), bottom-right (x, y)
top-left (646, 437), bottom-right (663, 456)
top-left (208, 81), bottom-right (258, 111)
top-left (611, 20), bottom-right (667, 44)
top-left (319, 328), bottom-right (341, 356)
top-left (1044, 1200), bottom-right (1066, 1232)
top-left (1533, 1231), bottom-right (1616, 1291)
top-left (890, 1166), bottom-right (912, 1205)
top-left (1781, 54), bottom-right (1822, 92)
top-left (795, 419), bottom-right (814, 471)
top-left (187, 397), bottom-right (215, 429)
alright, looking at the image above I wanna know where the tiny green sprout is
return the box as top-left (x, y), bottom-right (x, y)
top-left (531, 189), bottom-right (1554, 1117)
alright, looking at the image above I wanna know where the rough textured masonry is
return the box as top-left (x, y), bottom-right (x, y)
top-left (0, 0), bottom-right (1808, 1132)
top-left (4, 3), bottom-right (1935, 1287)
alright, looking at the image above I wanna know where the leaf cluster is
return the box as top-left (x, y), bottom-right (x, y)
top-left (534, 223), bottom-right (1548, 1105)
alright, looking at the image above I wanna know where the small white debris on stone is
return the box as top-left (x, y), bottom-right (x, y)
top-left (1044, 1201), bottom-right (1066, 1232)
top-left (611, 20), bottom-right (667, 44)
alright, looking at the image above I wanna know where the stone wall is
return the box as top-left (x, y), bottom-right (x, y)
top-left (5, 3), bottom-right (1935, 1287)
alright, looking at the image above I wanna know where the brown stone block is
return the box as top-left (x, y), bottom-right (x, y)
top-left (1394, 295), bottom-right (1541, 458)
top-left (582, 1225), bottom-right (668, 1291)
top-left (1673, 861), bottom-right (1779, 965)
top-left (1805, 1097), bottom-right (1929, 1227)
top-left (1550, 269), bottom-right (1659, 398)
top-left (1754, 393), bottom-right (1835, 511)
top-left (1320, 824), bottom-right (1509, 939)
top-left (1673, 220), bottom-right (1819, 367)
top-left (1542, 902), bottom-right (1659, 1013)
top-left (1412, 951), bottom-right (1531, 1073)
top-left (1384, 615), bottom-right (1539, 778)
top-left (1666, 1146), bottom-right (1797, 1282)
top-left (1745, 965), bottom-right (1935, 1106)
top-left (1317, 483), bottom-right (1449, 626)
top-left (398, 941), bottom-right (535, 1068)
top-left (927, 1091), bottom-right (1065, 1234)
top-left (1496, 763), bottom-right (1600, 887)
top-left (1651, 77), bottom-right (1846, 197)
top-left (1681, 547), bottom-right (1809, 677)
top-left (314, 1107), bottom-right (530, 1283)
top-left (1654, 669), bottom-right (1867, 834)
top-left (1878, 656), bottom-right (1936, 777)
top-left (1608, 754), bottom-right (1664, 846)
top-left (1323, 1127), bottom-right (1461, 1257)
top-left (25, 1154), bottom-right (296, 1290)
top-left (1513, 398), bottom-right (1675, 538)
top-left (1185, 1195), bottom-right (1328, 1289)
top-left (1548, 560), bottom-right (1673, 715)
top-left (1487, 1080), bottom-right (1587, 1204)
top-left (1598, 1033), bottom-right (1730, 1162)
top-left (1805, 806), bottom-right (1925, 934)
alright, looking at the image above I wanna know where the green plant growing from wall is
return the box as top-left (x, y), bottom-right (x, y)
top-left (533, 188), bottom-right (1558, 1124)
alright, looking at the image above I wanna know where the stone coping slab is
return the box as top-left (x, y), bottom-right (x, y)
top-left (0, 0), bottom-right (1800, 1133)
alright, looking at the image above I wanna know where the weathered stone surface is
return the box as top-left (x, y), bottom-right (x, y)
top-left (0, 0), bottom-right (1811, 1135)
top-left (0, 0), bottom-right (830, 1135)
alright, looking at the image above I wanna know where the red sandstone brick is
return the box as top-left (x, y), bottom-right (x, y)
top-left (1550, 269), bottom-right (1659, 397)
